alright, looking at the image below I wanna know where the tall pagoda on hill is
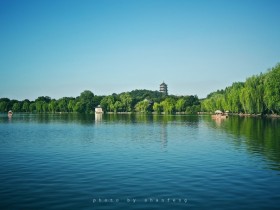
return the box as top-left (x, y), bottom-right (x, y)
top-left (160, 82), bottom-right (168, 95)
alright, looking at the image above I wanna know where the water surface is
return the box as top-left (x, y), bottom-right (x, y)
top-left (0, 113), bottom-right (279, 209)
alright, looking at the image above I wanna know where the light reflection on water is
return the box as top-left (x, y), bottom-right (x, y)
top-left (0, 113), bottom-right (279, 210)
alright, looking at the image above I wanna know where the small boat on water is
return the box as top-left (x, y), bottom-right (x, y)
top-left (212, 110), bottom-right (228, 119)
top-left (8, 110), bottom-right (13, 117)
top-left (212, 115), bottom-right (228, 119)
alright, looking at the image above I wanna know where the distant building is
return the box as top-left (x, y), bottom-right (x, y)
top-left (95, 105), bottom-right (103, 114)
top-left (160, 82), bottom-right (168, 95)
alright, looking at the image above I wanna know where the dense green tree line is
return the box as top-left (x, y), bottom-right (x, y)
top-left (100, 90), bottom-right (200, 114)
top-left (202, 63), bottom-right (280, 114)
top-left (0, 89), bottom-right (200, 114)
top-left (0, 90), bottom-right (102, 114)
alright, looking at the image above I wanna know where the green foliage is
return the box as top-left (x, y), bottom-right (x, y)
top-left (29, 103), bottom-right (36, 112)
top-left (0, 101), bottom-right (8, 112)
top-left (225, 82), bottom-right (243, 113)
top-left (78, 90), bottom-right (95, 113)
top-left (73, 102), bottom-right (83, 113)
top-left (12, 102), bottom-right (21, 112)
top-left (201, 94), bottom-right (225, 112)
top-left (35, 96), bottom-right (51, 103)
top-left (120, 93), bottom-right (132, 112)
top-left (202, 63), bottom-right (280, 114)
top-left (93, 96), bottom-right (103, 109)
top-left (0, 91), bottom-right (96, 113)
top-left (128, 89), bottom-right (164, 102)
top-left (0, 88), bottom-right (201, 114)
top-left (264, 64), bottom-right (280, 113)
top-left (68, 100), bottom-right (75, 112)
top-left (100, 96), bottom-right (115, 112)
top-left (58, 98), bottom-right (68, 112)
top-left (185, 95), bottom-right (200, 106)
top-left (175, 98), bottom-right (186, 112)
top-left (48, 100), bottom-right (57, 113)
top-left (42, 102), bottom-right (49, 112)
top-left (35, 101), bottom-right (44, 113)
top-left (186, 105), bottom-right (201, 114)
top-left (160, 98), bottom-right (175, 114)
top-left (135, 100), bottom-right (150, 113)
top-left (22, 101), bottom-right (30, 112)
top-left (113, 101), bottom-right (123, 112)
top-left (153, 102), bottom-right (162, 113)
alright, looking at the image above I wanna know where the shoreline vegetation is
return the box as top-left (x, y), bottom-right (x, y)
top-left (1, 111), bottom-right (280, 119)
top-left (202, 63), bottom-right (280, 116)
top-left (1, 63), bottom-right (280, 117)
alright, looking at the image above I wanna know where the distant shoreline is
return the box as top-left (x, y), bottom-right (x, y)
top-left (198, 112), bottom-right (280, 118)
top-left (2, 111), bottom-right (280, 118)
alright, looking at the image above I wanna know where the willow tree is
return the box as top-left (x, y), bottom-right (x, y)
top-left (100, 95), bottom-right (115, 112)
top-left (160, 98), bottom-right (175, 114)
top-left (153, 102), bottom-right (162, 113)
top-left (225, 82), bottom-right (243, 113)
top-left (22, 101), bottom-right (30, 112)
top-left (135, 100), bottom-right (150, 113)
top-left (120, 93), bottom-right (132, 112)
top-left (264, 64), bottom-right (280, 113)
top-left (175, 98), bottom-right (186, 112)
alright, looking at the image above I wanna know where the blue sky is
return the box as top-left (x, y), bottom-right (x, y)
top-left (0, 0), bottom-right (280, 100)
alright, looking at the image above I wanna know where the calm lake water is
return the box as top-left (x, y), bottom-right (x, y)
top-left (0, 113), bottom-right (280, 210)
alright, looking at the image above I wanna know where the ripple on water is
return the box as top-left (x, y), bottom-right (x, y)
top-left (0, 114), bottom-right (280, 209)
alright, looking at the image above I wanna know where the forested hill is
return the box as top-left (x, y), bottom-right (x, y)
top-left (202, 63), bottom-right (280, 114)
top-left (121, 89), bottom-right (165, 102)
